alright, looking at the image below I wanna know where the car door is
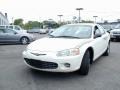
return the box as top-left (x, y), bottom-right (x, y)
top-left (92, 26), bottom-right (105, 60)
top-left (3, 29), bottom-right (19, 42)
top-left (98, 25), bottom-right (109, 51)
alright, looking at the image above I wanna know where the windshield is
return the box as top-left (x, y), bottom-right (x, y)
top-left (50, 25), bottom-right (92, 39)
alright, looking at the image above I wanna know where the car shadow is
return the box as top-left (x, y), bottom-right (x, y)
top-left (29, 68), bottom-right (80, 78)
top-left (22, 66), bottom-right (90, 82)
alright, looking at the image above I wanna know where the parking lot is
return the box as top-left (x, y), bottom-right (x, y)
top-left (0, 34), bottom-right (120, 90)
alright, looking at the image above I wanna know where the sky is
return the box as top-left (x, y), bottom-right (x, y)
top-left (0, 0), bottom-right (120, 23)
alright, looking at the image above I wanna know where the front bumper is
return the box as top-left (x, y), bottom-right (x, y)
top-left (23, 50), bottom-right (83, 72)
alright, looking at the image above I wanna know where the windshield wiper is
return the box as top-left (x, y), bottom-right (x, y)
top-left (49, 35), bottom-right (81, 39)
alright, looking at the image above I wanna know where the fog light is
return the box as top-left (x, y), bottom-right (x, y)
top-left (64, 63), bottom-right (70, 68)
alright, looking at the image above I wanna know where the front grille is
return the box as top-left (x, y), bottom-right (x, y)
top-left (24, 58), bottom-right (58, 69)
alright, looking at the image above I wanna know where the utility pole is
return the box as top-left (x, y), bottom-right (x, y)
top-left (93, 16), bottom-right (98, 23)
top-left (57, 15), bottom-right (63, 24)
top-left (76, 8), bottom-right (83, 23)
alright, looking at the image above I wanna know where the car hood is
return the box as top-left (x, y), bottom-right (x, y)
top-left (27, 37), bottom-right (92, 52)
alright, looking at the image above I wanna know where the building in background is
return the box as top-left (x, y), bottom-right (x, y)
top-left (0, 12), bottom-right (9, 25)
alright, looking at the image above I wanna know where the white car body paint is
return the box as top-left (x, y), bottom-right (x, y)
top-left (23, 23), bottom-right (110, 72)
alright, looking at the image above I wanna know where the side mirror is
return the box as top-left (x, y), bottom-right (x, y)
top-left (94, 33), bottom-right (102, 38)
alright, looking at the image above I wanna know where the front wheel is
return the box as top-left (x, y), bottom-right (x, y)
top-left (20, 37), bottom-right (29, 45)
top-left (78, 50), bottom-right (90, 75)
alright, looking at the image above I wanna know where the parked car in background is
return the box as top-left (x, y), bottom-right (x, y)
top-left (110, 24), bottom-right (120, 41)
top-left (101, 25), bottom-right (112, 33)
top-left (27, 29), bottom-right (40, 33)
top-left (23, 23), bottom-right (110, 75)
top-left (27, 29), bottom-right (48, 34)
top-left (0, 25), bottom-right (27, 33)
top-left (0, 28), bottom-right (35, 44)
top-left (39, 29), bottom-right (48, 34)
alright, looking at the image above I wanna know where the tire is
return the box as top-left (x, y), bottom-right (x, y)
top-left (79, 50), bottom-right (90, 75)
top-left (103, 42), bottom-right (110, 56)
top-left (20, 37), bottom-right (29, 45)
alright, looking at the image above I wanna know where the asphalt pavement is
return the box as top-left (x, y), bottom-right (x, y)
top-left (0, 34), bottom-right (120, 90)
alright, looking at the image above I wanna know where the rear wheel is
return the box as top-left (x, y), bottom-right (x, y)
top-left (20, 37), bottom-right (29, 45)
top-left (79, 50), bottom-right (90, 75)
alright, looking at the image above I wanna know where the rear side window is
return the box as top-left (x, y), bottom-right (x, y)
top-left (0, 29), bottom-right (4, 34)
top-left (95, 29), bottom-right (101, 35)
top-left (94, 25), bottom-right (106, 35)
top-left (4, 29), bottom-right (15, 34)
top-left (8, 26), bottom-right (13, 29)
top-left (98, 25), bottom-right (106, 34)
top-left (0, 26), bottom-right (5, 29)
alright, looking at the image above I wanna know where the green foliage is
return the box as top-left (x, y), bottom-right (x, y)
top-left (14, 19), bottom-right (24, 28)
top-left (13, 18), bottom-right (94, 30)
top-left (43, 20), bottom-right (59, 28)
top-left (24, 21), bottom-right (42, 30)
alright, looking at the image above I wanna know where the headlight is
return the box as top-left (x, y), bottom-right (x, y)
top-left (57, 48), bottom-right (80, 57)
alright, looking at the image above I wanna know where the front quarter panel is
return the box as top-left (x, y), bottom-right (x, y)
top-left (77, 39), bottom-right (94, 62)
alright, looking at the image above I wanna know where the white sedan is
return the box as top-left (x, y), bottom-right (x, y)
top-left (23, 23), bottom-right (110, 75)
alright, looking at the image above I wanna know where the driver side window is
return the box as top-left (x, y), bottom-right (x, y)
top-left (4, 29), bottom-right (15, 34)
top-left (94, 26), bottom-right (101, 35)
top-left (0, 29), bottom-right (4, 34)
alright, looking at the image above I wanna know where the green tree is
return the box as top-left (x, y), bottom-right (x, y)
top-left (24, 21), bottom-right (43, 30)
top-left (14, 19), bottom-right (24, 28)
top-left (13, 18), bottom-right (59, 30)
top-left (43, 20), bottom-right (59, 28)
